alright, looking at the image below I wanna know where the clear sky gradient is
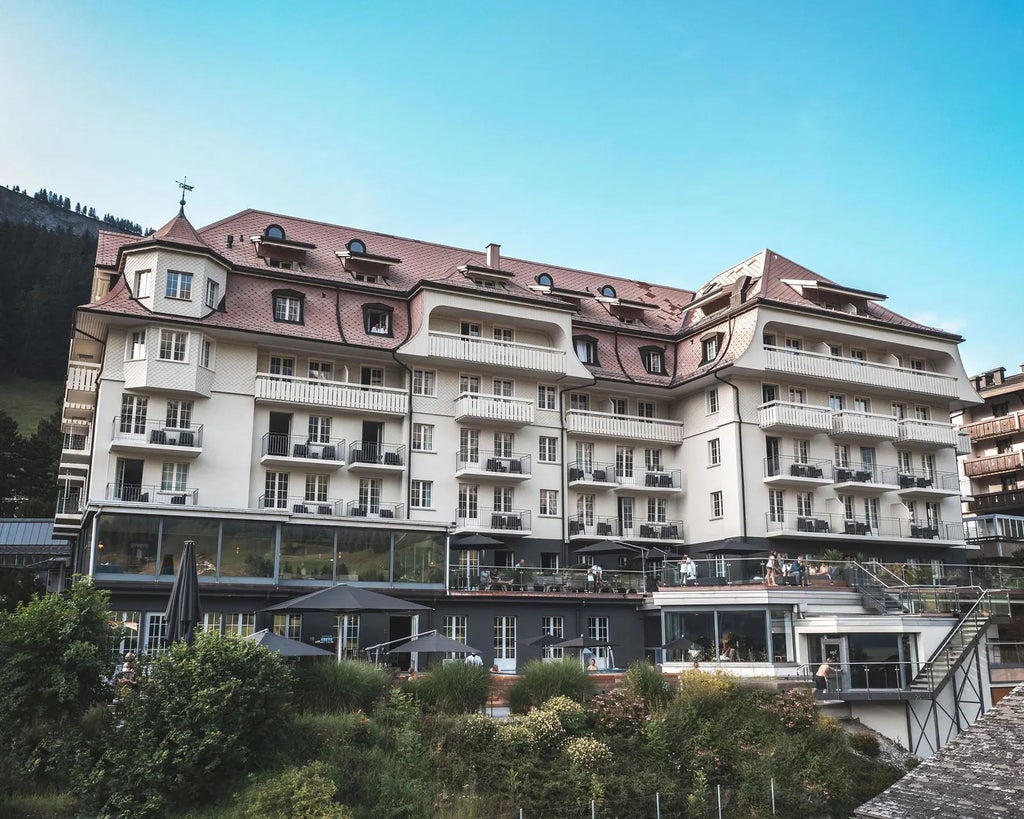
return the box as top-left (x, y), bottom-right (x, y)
top-left (2, 1), bottom-right (1021, 375)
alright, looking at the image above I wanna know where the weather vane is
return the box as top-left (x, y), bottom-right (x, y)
top-left (176, 176), bottom-right (194, 212)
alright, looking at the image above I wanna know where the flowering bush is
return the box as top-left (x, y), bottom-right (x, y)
top-left (539, 695), bottom-right (587, 732)
top-left (496, 720), bottom-right (534, 755)
top-left (589, 689), bottom-right (651, 738)
top-left (520, 708), bottom-right (566, 746)
top-left (564, 736), bottom-right (612, 769)
top-left (759, 686), bottom-right (817, 731)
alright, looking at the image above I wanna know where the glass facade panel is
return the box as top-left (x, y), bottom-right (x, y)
top-left (717, 610), bottom-right (769, 662)
top-left (280, 524), bottom-right (335, 581)
top-left (337, 527), bottom-right (391, 583)
top-left (159, 517), bottom-right (221, 577)
top-left (220, 520), bottom-right (276, 578)
top-left (664, 610), bottom-right (715, 661)
top-left (96, 513), bottom-right (161, 576)
top-left (393, 530), bottom-right (444, 584)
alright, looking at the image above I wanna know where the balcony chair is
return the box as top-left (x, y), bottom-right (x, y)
top-left (317, 505), bottom-right (332, 515)
top-left (177, 431), bottom-right (195, 448)
top-left (569, 520), bottom-right (584, 535)
top-left (293, 443), bottom-right (309, 458)
top-left (378, 508), bottom-right (395, 518)
top-left (596, 522), bottom-right (613, 536)
top-left (507, 459), bottom-right (522, 473)
top-left (171, 495), bottom-right (186, 505)
top-left (836, 468), bottom-right (854, 482)
top-left (592, 469), bottom-right (607, 482)
top-left (658, 473), bottom-right (673, 487)
top-left (569, 468), bottom-right (584, 481)
top-left (320, 445), bottom-right (337, 460)
top-left (293, 503), bottom-right (308, 513)
top-left (383, 451), bottom-right (401, 465)
top-left (150, 429), bottom-right (167, 445)
top-left (352, 507), bottom-right (367, 516)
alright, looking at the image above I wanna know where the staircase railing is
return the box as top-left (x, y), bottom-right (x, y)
top-left (849, 562), bottom-right (907, 614)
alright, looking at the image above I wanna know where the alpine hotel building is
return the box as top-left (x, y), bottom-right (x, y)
top-left (56, 203), bottom-right (991, 754)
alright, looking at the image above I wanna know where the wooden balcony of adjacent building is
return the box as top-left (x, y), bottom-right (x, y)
top-left (454, 392), bottom-right (535, 426)
top-left (964, 451), bottom-right (1024, 478)
top-left (564, 409), bottom-right (684, 444)
top-left (255, 373), bottom-right (408, 416)
top-left (109, 418), bottom-right (204, 457)
top-left (967, 489), bottom-right (1024, 514)
top-left (763, 345), bottom-right (959, 398)
top-left (428, 331), bottom-right (566, 375)
top-left (454, 451), bottom-right (532, 481)
top-left (962, 411), bottom-right (1023, 442)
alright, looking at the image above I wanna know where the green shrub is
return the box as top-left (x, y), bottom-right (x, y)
top-left (507, 659), bottom-right (594, 713)
top-left (239, 762), bottom-right (352, 819)
top-left (539, 695), bottom-right (588, 733)
top-left (75, 631), bottom-right (293, 817)
top-left (849, 731), bottom-right (881, 757)
top-left (589, 689), bottom-right (650, 739)
top-left (622, 661), bottom-right (673, 710)
top-left (0, 791), bottom-right (78, 818)
top-left (292, 659), bottom-right (391, 714)
top-left (414, 660), bottom-right (491, 713)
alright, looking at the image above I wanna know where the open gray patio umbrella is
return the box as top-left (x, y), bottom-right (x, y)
top-left (264, 584), bottom-right (430, 661)
top-left (554, 634), bottom-right (617, 669)
top-left (661, 636), bottom-right (704, 653)
top-left (164, 540), bottom-right (202, 646)
top-left (520, 633), bottom-right (563, 647)
top-left (389, 631), bottom-right (480, 655)
top-left (244, 629), bottom-right (335, 658)
top-left (573, 540), bottom-right (638, 556)
top-left (694, 538), bottom-right (766, 556)
top-left (451, 533), bottom-right (503, 548)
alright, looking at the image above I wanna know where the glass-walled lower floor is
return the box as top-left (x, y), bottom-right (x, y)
top-left (663, 607), bottom-right (796, 663)
top-left (88, 511), bottom-right (446, 586)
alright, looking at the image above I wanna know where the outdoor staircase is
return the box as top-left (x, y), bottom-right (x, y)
top-left (851, 563), bottom-right (908, 615)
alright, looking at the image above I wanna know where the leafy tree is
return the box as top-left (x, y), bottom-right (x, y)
top-left (0, 411), bottom-right (22, 516)
top-left (0, 568), bottom-right (44, 612)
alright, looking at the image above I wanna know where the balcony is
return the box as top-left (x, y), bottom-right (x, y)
top-left (896, 418), bottom-right (963, 450)
top-left (613, 469), bottom-right (683, 493)
top-left (344, 501), bottom-right (406, 520)
top-left (347, 441), bottom-right (406, 473)
top-left (109, 418), bottom-right (203, 456)
top-left (105, 484), bottom-right (200, 506)
top-left (66, 362), bottom-right (100, 396)
top-left (260, 433), bottom-right (346, 469)
top-left (54, 489), bottom-right (83, 519)
top-left (832, 462), bottom-right (900, 493)
top-left (623, 520), bottom-right (684, 542)
top-left (763, 345), bottom-right (958, 398)
top-left (831, 410), bottom-right (900, 441)
top-left (964, 514), bottom-right (1024, 543)
top-left (568, 515), bottom-right (619, 539)
top-left (258, 495), bottom-right (341, 516)
top-left (564, 410), bottom-right (684, 444)
top-left (61, 422), bottom-right (92, 460)
top-left (255, 374), bottom-right (407, 416)
top-left (453, 507), bottom-right (532, 536)
top-left (567, 461), bottom-right (617, 488)
top-left (763, 456), bottom-right (833, 487)
top-left (895, 469), bottom-right (961, 499)
top-left (454, 393), bottom-right (535, 426)
top-left (963, 412), bottom-right (1023, 442)
top-left (766, 511), bottom-right (964, 542)
top-left (428, 331), bottom-right (566, 375)
top-left (758, 401), bottom-right (832, 434)
top-left (964, 451), bottom-right (1024, 478)
top-left (454, 450), bottom-right (532, 481)
top-left (968, 490), bottom-right (1024, 514)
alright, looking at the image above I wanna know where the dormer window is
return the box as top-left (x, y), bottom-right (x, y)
top-left (265, 224), bottom-right (285, 240)
top-left (353, 272), bottom-right (378, 283)
top-left (268, 259), bottom-right (293, 270)
top-left (347, 239), bottom-right (367, 254)
top-left (537, 273), bottom-right (553, 287)
top-left (364, 304), bottom-right (393, 337)
top-left (272, 290), bottom-right (304, 324)
top-left (599, 285), bottom-right (616, 298)
top-left (205, 279), bottom-right (221, 310)
top-left (573, 335), bottom-right (599, 365)
top-left (640, 346), bottom-right (666, 375)
top-left (701, 333), bottom-right (724, 364)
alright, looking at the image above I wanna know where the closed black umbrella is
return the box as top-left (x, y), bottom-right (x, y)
top-left (164, 540), bottom-right (202, 646)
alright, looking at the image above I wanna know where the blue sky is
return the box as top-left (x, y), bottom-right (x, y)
top-left (2, 1), bottom-right (1021, 375)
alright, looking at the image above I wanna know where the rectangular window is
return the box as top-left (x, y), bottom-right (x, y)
top-left (647, 496), bottom-right (667, 522)
top-left (443, 615), bottom-right (468, 649)
top-left (708, 438), bottom-right (721, 466)
top-left (458, 485), bottom-right (479, 518)
top-left (120, 395), bottom-right (148, 434)
top-left (761, 383), bottom-right (779, 404)
top-left (701, 336), bottom-right (719, 363)
top-left (365, 307), bottom-right (391, 335)
top-left (898, 451), bottom-right (913, 473)
top-left (161, 462), bottom-right (188, 492)
top-left (768, 489), bottom-right (784, 523)
top-left (307, 361), bottom-right (333, 380)
top-left (587, 617), bottom-right (610, 664)
top-left (127, 330), bottom-right (147, 360)
top-left (539, 489), bottom-right (559, 516)
top-left (165, 400), bottom-right (193, 429)
top-left (538, 436), bottom-right (557, 462)
top-left (305, 474), bottom-right (329, 503)
top-left (850, 349), bottom-right (867, 363)
top-left (361, 367), bottom-right (384, 387)
top-left (412, 423), bottom-right (433, 451)
top-left (460, 429), bottom-right (480, 463)
top-left (642, 348), bottom-right (665, 374)
top-left (272, 614), bottom-right (302, 640)
top-left (308, 415), bottom-right (331, 443)
top-left (460, 321), bottom-right (481, 337)
top-left (785, 337), bottom-right (802, 351)
top-left (707, 388), bottom-right (720, 414)
top-left (993, 402), bottom-right (1009, 418)
top-left (793, 439), bottom-right (809, 463)
top-left (637, 401), bottom-right (655, 419)
top-left (158, 329), bottom-right (188, 362)
top-left (834, 444), bottom-right (850, 467)
top-left (616, 446), bottom-right (634, 478)
top-left (493, 378), bottom-right (513, 397)
top-left (224, 613), bottom-right (256, 638)
top-left (576, 442), bottom-right (594, 471)
top-left (493, 432), bottom-right (514, 458)
top-left (574, 337), bottom-right (598, 364)
top-left (134, 269), bottom-right (152, 298)
top-left (165, 270), bottom-right (193, 300)
top-left (273, 294), bottom-right (302, 323)
top-left (829, 343), bottom-right (842, 357)
top-left (763, 333), bottom-right (776, 347)
top-left (537, 385), bottom-right (557, 410)
top-left (541, 616), bottom-right (564, 659)
top-left (910, 358), bottom-right (925, 372)
top-left (891, 402), bottom-right (907, 420)
top-left (493, 327), bottom-right (513, 342)
top-left (914, 405), bottom-right (931, 421)
top-left (412, 369), bottom-right (436, 396)
top-left (710, 490), bottom-right (724, 519)
top-left (796, 492), bottom-right (813, 517)
top-left (411, 480), bottom-right (433, 508)
top-left (569, 393), bottom-right (590, 411)
top-left (459, 374), bottom-right (481, 394)
top-left (205, 279), bottom-right (220, 309)
top-left (200, 337), bottom-right (213, 369)
top-left (829, 393), bottom-right (845, 412)
top-left (493, 486), bottom-right (514, 513)
top-left (577, 494), bottom-right (595, 526)
top-left (270, 356), bottom-right (295, 377)
top-left (493, 616), bottom-right (517, 662)
top-left (264, 472), bottom-right (289, 508)
top-left (358, 478), bottom-right (382, 513)
top-left (788, 387), bottom-right (806, 404)
top-left (644, 448), bottom-right (663, 471)
top-left (611, 397), bottom-right (628, 417)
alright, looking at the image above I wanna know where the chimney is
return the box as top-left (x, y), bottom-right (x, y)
top-left (486, 243), bottom-right (501, 269)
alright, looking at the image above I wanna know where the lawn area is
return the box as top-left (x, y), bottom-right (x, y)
top-left (0, 377), bottom-right (62, 434)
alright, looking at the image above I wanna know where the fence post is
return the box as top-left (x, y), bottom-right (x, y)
top-left (771, 777), bottom-right (776, 815)
top-left (717, 784), bottom-right (723, 819)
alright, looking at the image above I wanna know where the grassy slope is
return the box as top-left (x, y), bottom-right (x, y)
top-left (0, 377), bottom-right (61, 434)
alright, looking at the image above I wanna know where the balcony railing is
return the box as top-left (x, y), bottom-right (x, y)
top-left (764, 345), bottom-right (958, 398)
top-left (968, 490), bottom-right (1024, 514)
top-left (258, 495), bottom-right (341, 515)
top-left (348, 441), bottom-right (405, 467)
top-left (61, 423), bottom-right (92, 455)
top-left (963, 514), bottom-right (1024, 543)
top-left (567, 516), bottom-right (683, 541)
top-left (895, 469), bottom-right (960, 493)
top-left (564, 410), bottom-right (684, 444)
top-left (832, 461), bottom-right (900, 488)
top-left (454, 392), bottom-right (535, 425)
top-left (455, 450), bottom-right (531, 477)
top-left (964, 451), bottom-right (1024, 478)
top-left (110, 417), bottom-right (204, 449)
top-left (766, 510), bottom-right (963, 541)
top-left (763, 455), bottom-right (832, 480)
top-left (105, 484), bottom-right (200, 506)
top-left (614, 469), bottom-right (682, 491)
top-left (448, 563), bottom-right (648, 594)
top-left (255, 373), bottom-right (407, 415)
top-left (55, 490), bottom-right (83, 517)
top-left (963, 412), bottom-right (1023, 442)
top-left (344, 501), bottom-right (406, 520)
top-left (66, 363), bottom-right (101, 393)
top-left (897, 418), bottom-right (962, 449)
top-left (261, 433), bottom-right (346, 464)
top-left (567, 461), bottom-right (616, 484)
top-left (454, 507), bottom-right (532, 533)
top-left (758, 401), bottom-right (833, 433)
top-left (831, 410), bottom-right (900, 440)
top-left (428, 331), bottom-right (565, 374)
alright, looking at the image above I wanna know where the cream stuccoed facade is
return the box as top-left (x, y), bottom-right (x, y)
top-left (56, 204), bottom-right (1008, 757)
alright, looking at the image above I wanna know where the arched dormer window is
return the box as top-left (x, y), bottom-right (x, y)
top-left (347, 238), bottom-right (367, 254)
top-left (272, 289), bottom-right (304, 324)
top-left (599, 284), bottom-right (616, 298)
top-left (265, 224), bottom-right (285, 240)
top-left (536, 273), bottom-right (553, 288)
top-left (363, 303), bottom-right (393, 337)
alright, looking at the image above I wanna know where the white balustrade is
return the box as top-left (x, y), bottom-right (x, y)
top-left (454, 393), bottom-right (535, 425)
top-left (757, 401), bottom-right (832, 432)
top-left (256, 374), bottom-right (408, 415)
top-left (429, 332), bottom-right (565, 373)
top-left (564, 410), bottom-right (685, 444)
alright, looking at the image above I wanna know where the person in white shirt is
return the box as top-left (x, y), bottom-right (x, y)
top-left (680, 556), bottom-right (697, 584)
top-left (466, 651), bottom-right (484, 666)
